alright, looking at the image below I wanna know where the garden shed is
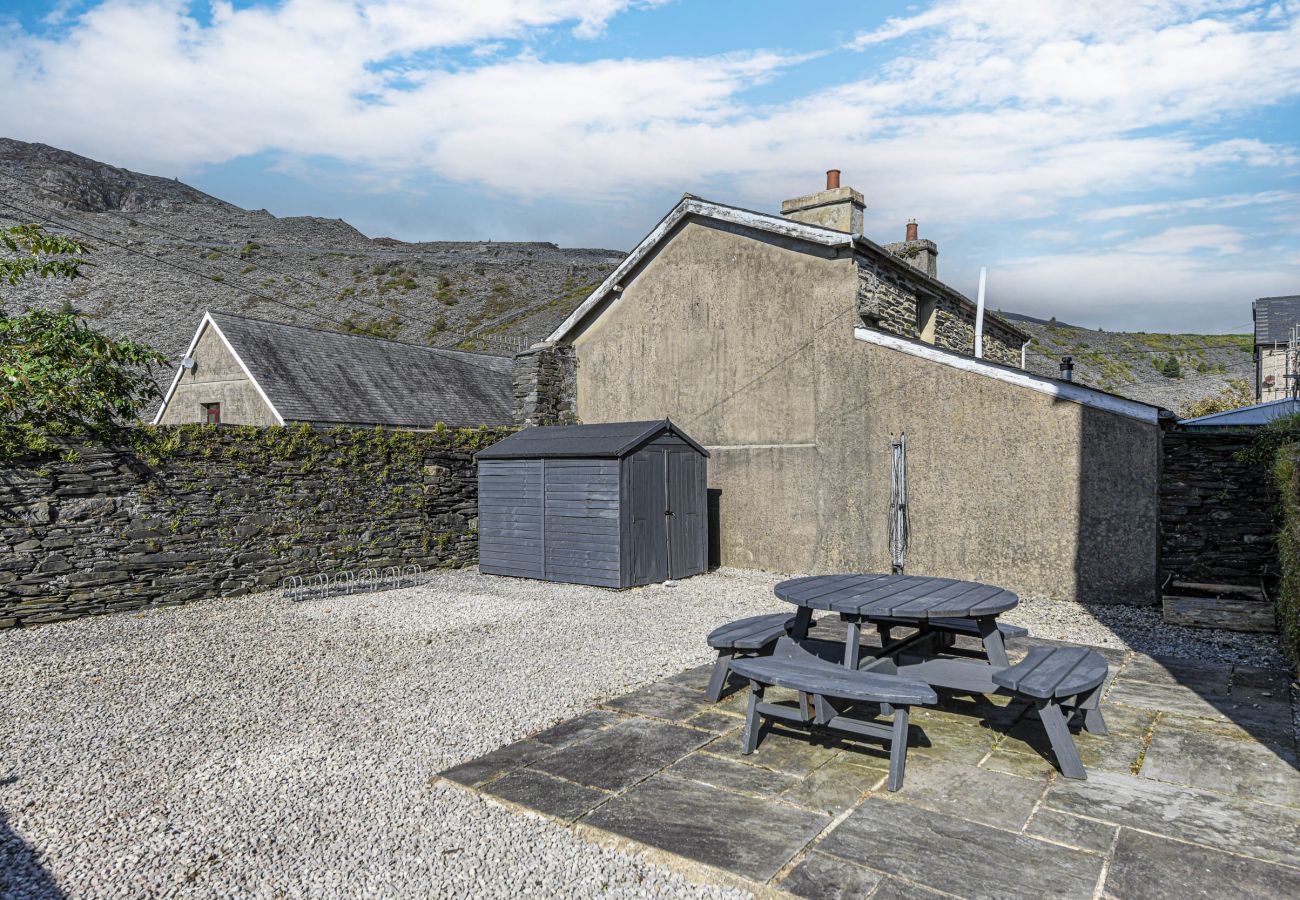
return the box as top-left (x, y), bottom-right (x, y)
top-left (475, 420), bottom-right (709, 588)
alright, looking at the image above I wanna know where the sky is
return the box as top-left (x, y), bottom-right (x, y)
top-left (1, 1), bottom-right (1298, 332)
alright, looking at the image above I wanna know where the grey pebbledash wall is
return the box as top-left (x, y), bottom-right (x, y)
top-left (1159, 432), bottom-right (1278, 587)
top-left (0, 426), bottom-right (509, 628)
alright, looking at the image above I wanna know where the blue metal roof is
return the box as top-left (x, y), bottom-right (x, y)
top-left (1179, 397), bottom-right (1300, 427)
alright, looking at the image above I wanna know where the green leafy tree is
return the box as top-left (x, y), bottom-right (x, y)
top-left (2, 225), bottom-right (165, 454)
top-left (1160, 354), bottom-right (1182, 378)
top-left (1, 224), bottom-right (93, 285)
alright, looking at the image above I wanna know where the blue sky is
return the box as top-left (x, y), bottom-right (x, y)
top-left (2, 1), bottom-right (1298, 332)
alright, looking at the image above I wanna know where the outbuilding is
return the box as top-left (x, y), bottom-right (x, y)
top-left (475, 420), bottom-right (709, 588)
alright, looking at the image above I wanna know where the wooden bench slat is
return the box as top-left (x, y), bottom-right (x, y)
top-left (992, 646), bottom-right (1107, 699)
top-left (730, 638), bottom-right (938, 705)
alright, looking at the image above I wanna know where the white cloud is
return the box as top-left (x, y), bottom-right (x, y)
top-left (1083, 190), bottom-right (1300, 221)
top-left (1124, 223), bottom-right (1247, 253)
top-left (0, 0), bottom-right (1297, 331)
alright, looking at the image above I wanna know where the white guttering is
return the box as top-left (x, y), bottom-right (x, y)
top-left (547, 197), bottom-right (855, 343)
top-left (853, 326), bottom-right (1159, 424)
top-left (151, 311), bottom-right (287, 426)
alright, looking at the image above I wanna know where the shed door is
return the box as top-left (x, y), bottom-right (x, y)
top-left (627, 449), bottom-right (668, 585)
top-left (666, 449), bottom-right (705, 578)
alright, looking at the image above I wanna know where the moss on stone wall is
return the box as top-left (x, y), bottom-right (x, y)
top-left (0, 424), bottom-right (513, 628)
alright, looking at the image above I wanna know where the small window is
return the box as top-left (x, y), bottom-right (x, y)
top-left (202, 402), bottom-right (221, 425)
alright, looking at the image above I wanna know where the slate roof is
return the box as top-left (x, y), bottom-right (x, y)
top-left (1180, 397), bottom-right (1300, 428)
top-left (476, 419), bottom-right (708, 459)
top-left (207, 312), bottom-right (515, 428)
top-left (1253, 295), bottom-right (1300, 345)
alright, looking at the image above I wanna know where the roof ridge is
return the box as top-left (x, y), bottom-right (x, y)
top-left (207, 309), bottom-right (512, 365)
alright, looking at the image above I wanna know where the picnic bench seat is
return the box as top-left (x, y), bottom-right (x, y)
top-left (867, 615), bottom-right (1028, 647)
top-left (705, 613), bottom-right (796, 701)
top-left (729, 637), bottom-right (938, 791)
top-left (991, 646), bottom-right (1109, 780)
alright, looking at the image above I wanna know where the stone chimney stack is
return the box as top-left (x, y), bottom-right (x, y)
top-left (780, 169), bottom-right (865, 235)
top-left (884, 219), bottom-right (939, 279)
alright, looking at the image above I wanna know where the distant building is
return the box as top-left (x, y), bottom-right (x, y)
top-left (1252, 294), bottom-right (1300, 401)
top-left (1179, 397), bottom-right (1300, 431)
top-left (153, 311), bottom-right (515, 428)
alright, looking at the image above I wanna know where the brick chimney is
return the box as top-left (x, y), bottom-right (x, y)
top-left (780, 169), bottom-right (865, 235)
top-left (884, 219), bottom-right (938, 279)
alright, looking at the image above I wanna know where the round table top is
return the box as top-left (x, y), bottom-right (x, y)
top-left (774, 574), bottom-right (1018, 620)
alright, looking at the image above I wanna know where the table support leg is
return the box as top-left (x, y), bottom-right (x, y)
top-left (844, 618), bottom-right (861, 670)
top-left (791, 606), bottom-right (813, 640)
top-left (976, 617), bottom-right (1010, 668)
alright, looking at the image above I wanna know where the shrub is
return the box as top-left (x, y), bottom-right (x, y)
top-left (1273, 448), bottom-right (1300, 665)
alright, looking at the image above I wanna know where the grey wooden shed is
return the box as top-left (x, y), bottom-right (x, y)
top-left (475, 420), bottom-right (710, 588)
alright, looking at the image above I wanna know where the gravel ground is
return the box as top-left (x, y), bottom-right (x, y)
top-left (1001, 596), bottom-right (1291, 670)
top-left (1, 568), bottom-right (783, 899)
top-left (2, 568), bottom-right (1294, 898)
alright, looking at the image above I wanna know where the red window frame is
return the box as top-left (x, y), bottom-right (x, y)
top-left (202, 402), bottom-right (221, 425)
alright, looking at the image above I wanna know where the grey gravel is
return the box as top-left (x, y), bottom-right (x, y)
top-left (2, 567), bottom-right (1294, 898)
top-left (1, 567), bottom-right (778, 899)
top-left (1001, 595), bottom-right (1290, 670)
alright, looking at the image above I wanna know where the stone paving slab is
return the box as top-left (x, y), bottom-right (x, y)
top-left (896, 760), bottom-right (1047, 830)
top-left (1024, 807), bottom-right (1118, 854)
top-left (1044, 770), bottom-right (1300, 865)
top-left (1103, 828), bottom-right (1300, 900)
top-left (481, 768), bottom-right (609, 822)
top-left (1139, 715), bottom-right (1300, 807)
top-left (532, 717), bottom-right (711, 792)
top-left (816, 796), bottom-right (1105, 899)
top-left (437, 639), bottom-right (1300, 898)
top-left (583, 773), bottom-right (830, 883)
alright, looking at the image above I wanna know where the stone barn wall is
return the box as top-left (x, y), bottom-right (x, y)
top-left (0, 425), bottom-right (510, 628)
top-left (1159, 431), bottom-right (1278, 587)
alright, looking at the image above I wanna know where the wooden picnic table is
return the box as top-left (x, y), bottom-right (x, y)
top-left (774, 573), bottom-right (1020, 675)
top-left (760, 574), bottom-right (1109, 780)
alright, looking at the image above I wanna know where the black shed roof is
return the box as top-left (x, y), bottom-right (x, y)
top-left (476, 419), bottom-right (708, 459)
top-left (205, 312), bottom-right (515, 427)
top-left (1254, 295), bottom-right (1300, 345)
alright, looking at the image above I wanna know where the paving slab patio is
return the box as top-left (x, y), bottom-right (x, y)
top-left (438, 633), bottom-right (1300, 898)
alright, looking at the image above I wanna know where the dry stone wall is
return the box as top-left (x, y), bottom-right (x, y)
top-left (0, 425), bottom-right (510, 628)
top-left (1160, 432), bottom-right (1278, 587)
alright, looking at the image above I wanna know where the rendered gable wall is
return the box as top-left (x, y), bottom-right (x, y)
top-left (567, 218), bottom-right (1159, 604)
top-left (156, 323), bottom-right (278, 426)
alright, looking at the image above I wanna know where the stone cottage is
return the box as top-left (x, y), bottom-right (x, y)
top-left (517, 173), bottom-right (1167, 604)
top-left (153, 311), bottom-right (515, 428)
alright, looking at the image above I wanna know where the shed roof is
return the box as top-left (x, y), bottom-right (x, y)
top-left (1180, 397), bottom-right (1300, 427)
top-left (476, 419), bottom-right (708, 459)
top-left (1253, 295), bottom-right (1300, 345)
top-left (155, 311), bottom-right (515, 428)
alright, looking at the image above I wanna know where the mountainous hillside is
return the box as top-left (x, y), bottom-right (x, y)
top-left (1, 138), bottom-right (1253, 419)
top-left (1005, 313), bottom-right (1254, 415)
top-left (0, 138), bottom-right (623, 372)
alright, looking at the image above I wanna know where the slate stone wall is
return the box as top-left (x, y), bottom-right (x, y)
top-left (513, 342), bottom-right (578, 426)
top-left (0, 426), bottom-right (506, 628)
top-left (1160, 431), bottom-right (1278, 586)
top-left (854, 253), bottom-right (1023, 367)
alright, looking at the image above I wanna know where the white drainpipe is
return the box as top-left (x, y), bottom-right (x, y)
top-left (1021, 338), bottom-right (1032, 370)
top-left (974, 267), bottom-right (987, 359)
